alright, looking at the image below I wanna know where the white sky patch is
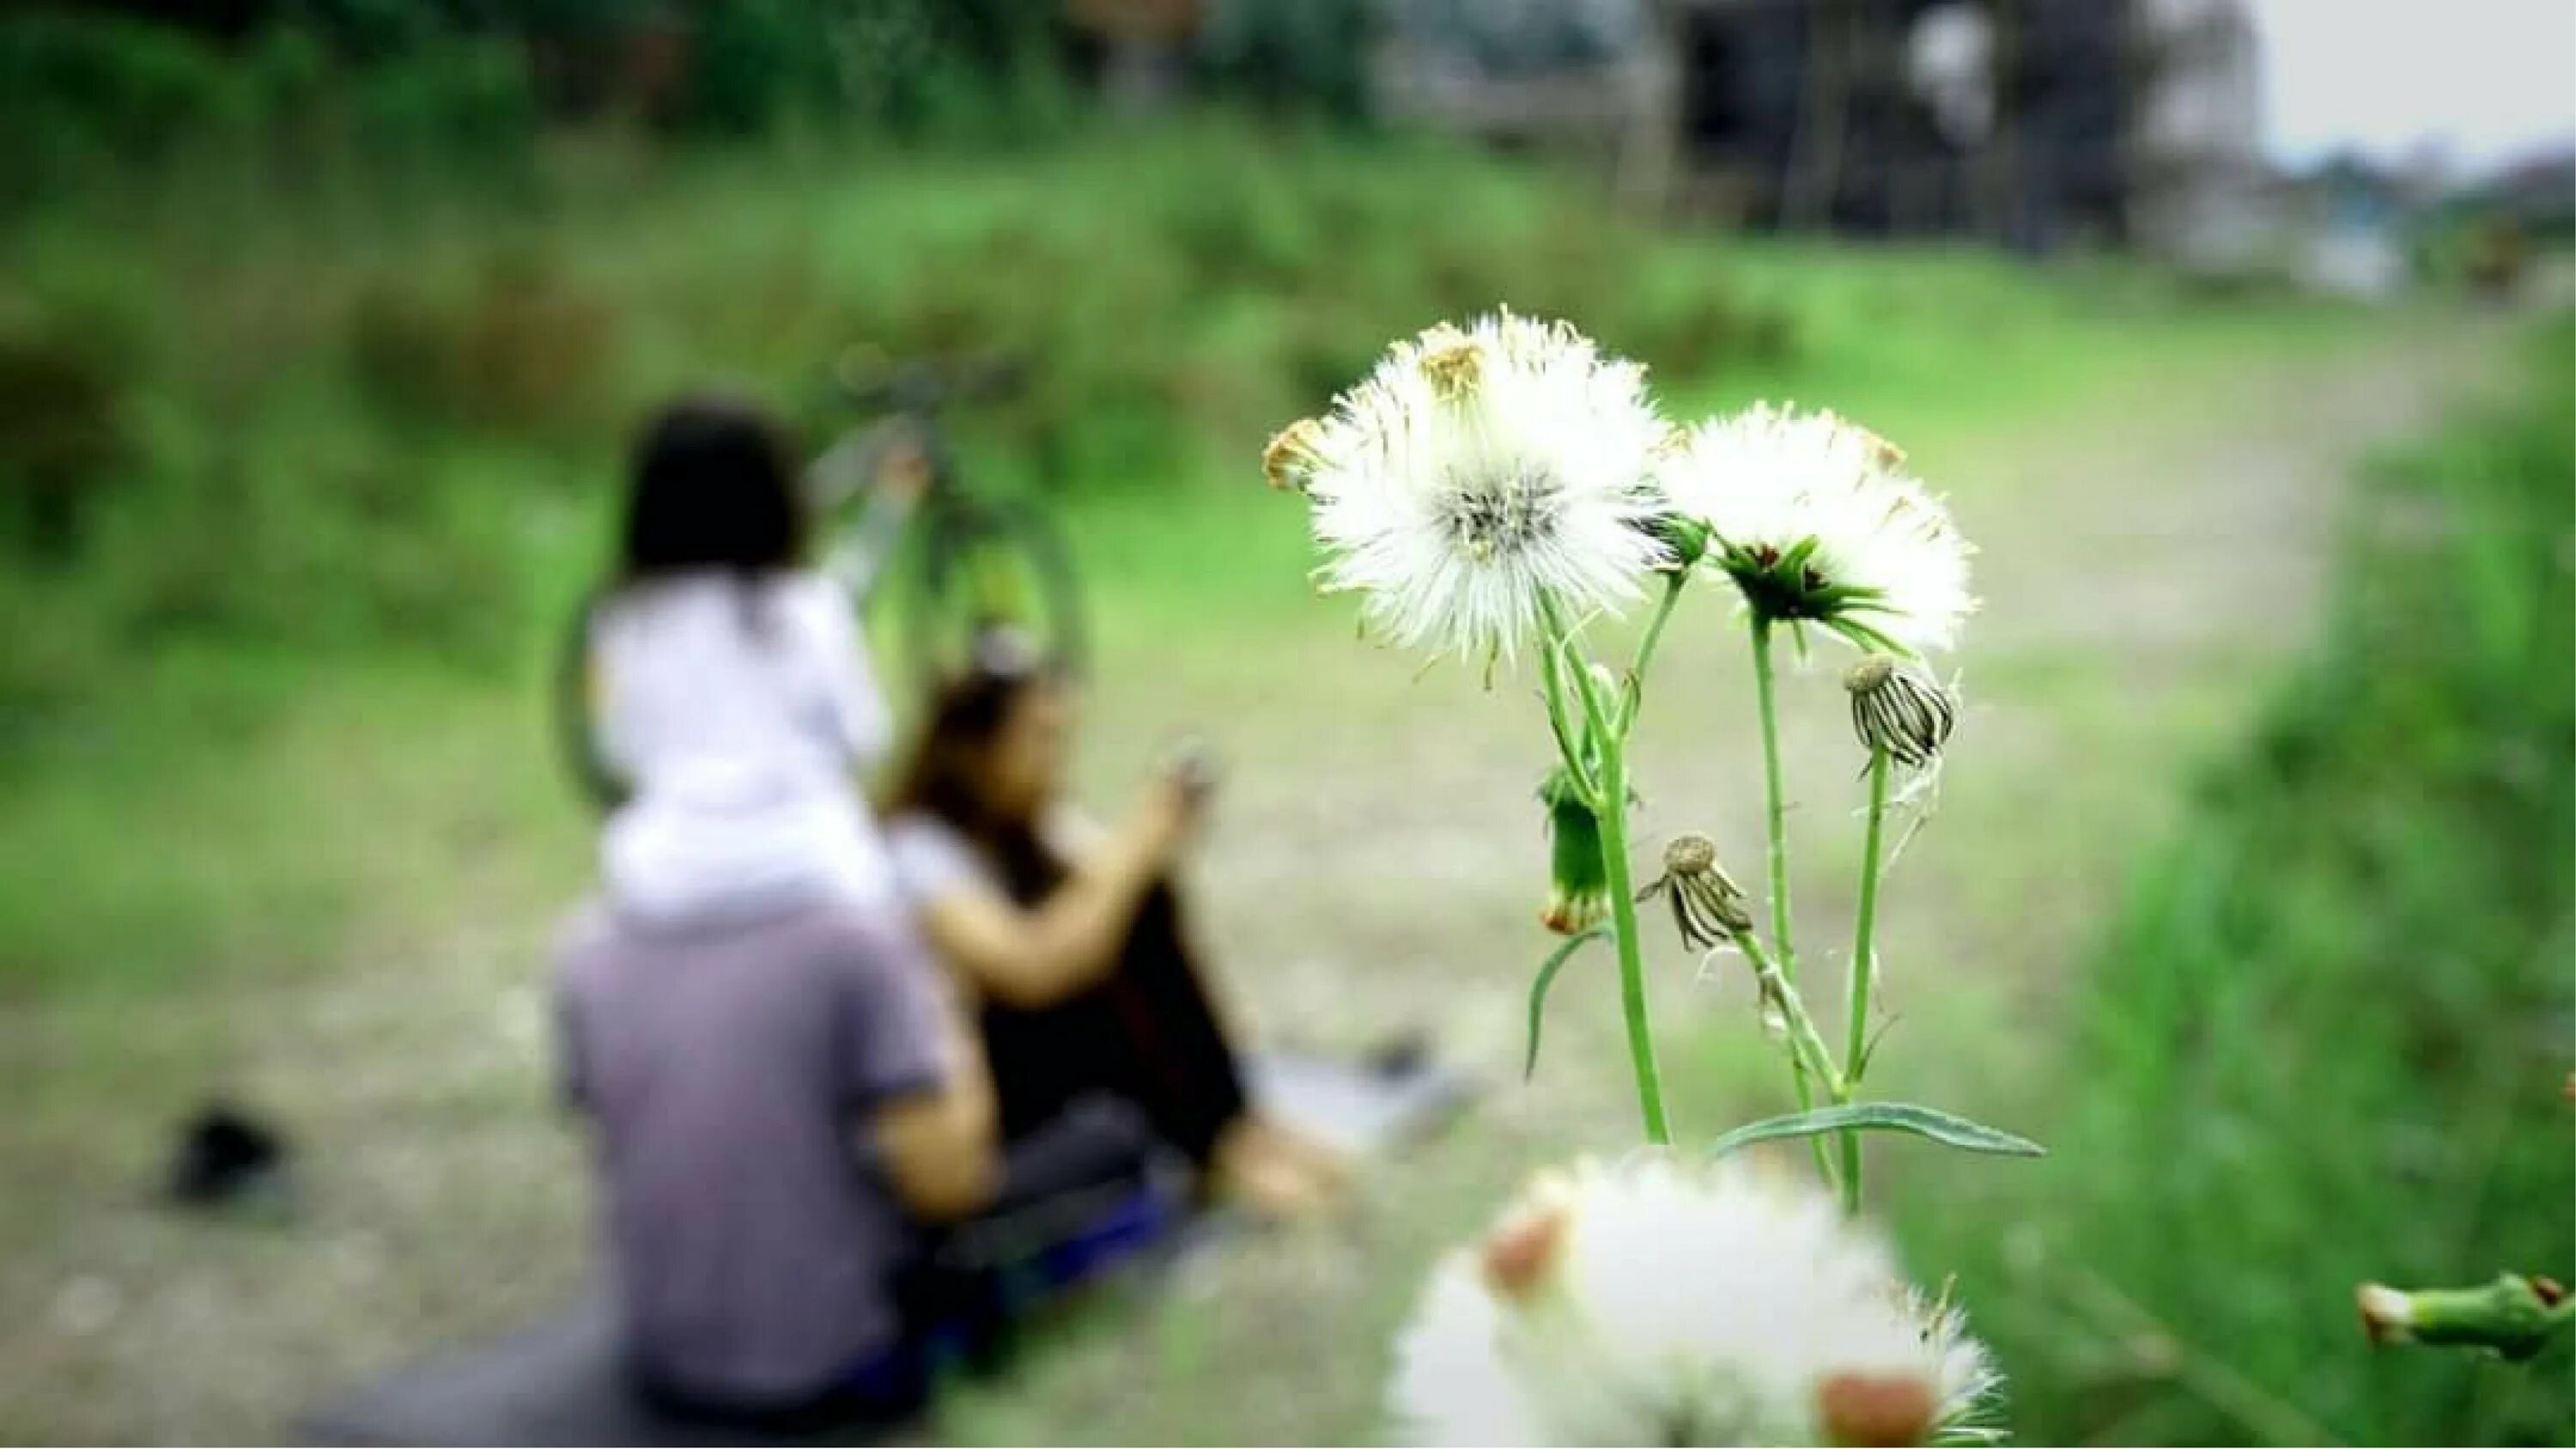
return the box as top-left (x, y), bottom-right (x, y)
top-left (2254, 0), bottom-right (2575, 168)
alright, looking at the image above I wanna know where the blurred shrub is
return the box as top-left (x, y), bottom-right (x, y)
top-left (1917, 318), bottom-right (2575, 1444)
top-left (1194, 0), bottom-right (1373, 115)
top-left (0, 13), bottom-right (256, 207)
top-left (0, 14), bottom-right (539, 215)
top-left (0, 279), bottom-right (152, 560)
top-left (683, 0), bottom-right (1066, 138)
top-left (349, 248), bottom-right (623, 441)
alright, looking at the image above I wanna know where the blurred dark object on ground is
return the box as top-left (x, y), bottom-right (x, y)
top-left (165, 1099), bottom-right (293, 1213)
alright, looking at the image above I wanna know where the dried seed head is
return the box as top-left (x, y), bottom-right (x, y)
top-left (1637, 831), bottom-right (1754, 949)
top-left (1844, 654), bottom-right (1956, 769)
top-left (1262, 417), bottom-right (1327, 493)
top-left (1663, 832), bottom-right (1718, 877)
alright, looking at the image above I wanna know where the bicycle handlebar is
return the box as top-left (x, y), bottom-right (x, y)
top-left (832, 347), bottom-right (1029, 416)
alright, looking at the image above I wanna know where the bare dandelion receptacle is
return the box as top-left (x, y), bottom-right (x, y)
top-left (1844, 654), bottom-right (1957, 770)
top-left (1637, 831), bottom-right (1754, 950)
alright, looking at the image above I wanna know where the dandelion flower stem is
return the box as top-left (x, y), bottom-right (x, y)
top-left (1595, 731), bottom-right (1674, 1147)
top-left (1838, 745), bottom-right (1893, 1215)
top-left (1539, 597), bottom-right (1669, 1144)
top-left (1727, 927), bottom-right (1845, 1097)
top-left (1619, 572), bottom-right (1689, 732)
top-left (1750, 617), bottom-right (1832, 1182)
top-left (1536, 619), bottom-right (1598, 807)
top-left (1750, 619), bottom-right (1800, 977)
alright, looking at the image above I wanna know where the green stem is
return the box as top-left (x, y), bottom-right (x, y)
top-left (1594, 729), bottom-right (1673, 1146)
top-left (1750, 619), bottom-right (1800, 977)
top-left (1728, 928), bottom-right (1845, 1096)
top-left (1750, 618), bottom-right (1832, 1183)
top-left (1619, 572), bottom-right (1689, 733)
top-left (1838, 746), bottom-right (1893, 1214)
top-left (1535, 611), bottom-right (1598, 807)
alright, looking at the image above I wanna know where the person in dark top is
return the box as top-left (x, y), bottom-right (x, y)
top-left (882, 629), bottom-right (1346, 1218)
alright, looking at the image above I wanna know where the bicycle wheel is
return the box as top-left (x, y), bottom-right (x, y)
top-left (892, 495), bottom-right (1090, 689)
top-left (550, 589), bottom-right (629, 814)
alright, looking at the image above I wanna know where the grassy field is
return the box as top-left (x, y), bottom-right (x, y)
top-left (0, 125), bottom-right (2565, 1445)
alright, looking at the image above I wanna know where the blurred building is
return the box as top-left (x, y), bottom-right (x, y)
top-left (1367, 0), bottom-right (2269, 259)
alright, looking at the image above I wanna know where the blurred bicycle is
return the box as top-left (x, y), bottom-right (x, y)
top-left (553, 350), bottom-right (1089, 811)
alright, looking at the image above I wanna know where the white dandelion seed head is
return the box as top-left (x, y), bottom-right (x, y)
top-left (1390, 1156), bottom-right (2001, 1446)
top-left (1296, 312), bottom-right (1671, 666)
top-left (1657, 403), bottom-right (1976, 656)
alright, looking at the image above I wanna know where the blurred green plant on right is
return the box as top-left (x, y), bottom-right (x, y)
top-left (1915, 317), bottom-right (2576, 1445)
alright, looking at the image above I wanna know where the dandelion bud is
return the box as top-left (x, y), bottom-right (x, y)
top-left (2357, 1274), bottom-right (2573, 1361)
top-left (1262, 417), bottom-right (1327, 494)
top-left (1637, 831), bottom-right (1754, 950)
top-left (1538, 769), bottom-right (1610, 936)
top-left (1648, 512), bottom-right (1712, 571)
top-left (1844, 654), bottom-right (1956, 769)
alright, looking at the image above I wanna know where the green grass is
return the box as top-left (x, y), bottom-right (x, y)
top-left (1906, 320), bottom-right (2576, 1445)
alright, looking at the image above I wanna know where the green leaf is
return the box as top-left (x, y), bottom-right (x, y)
top-left (1524, 928), bottom-right (1607, 1081)
top-left (1708, 1102), bottom-right (2045, 1160)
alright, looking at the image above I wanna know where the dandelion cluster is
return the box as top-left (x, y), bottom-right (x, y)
top-left (1268, 315), bottom-right (2024, 1446)
top-left (1390, 1157), bottom-right (1998, 1447)
top-left (1278, 321), bottom-right (1971, 667)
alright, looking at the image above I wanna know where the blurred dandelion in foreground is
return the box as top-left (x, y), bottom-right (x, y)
top-left (1390, 1157), bottom-right (1999, 1446)
top-left (1283, 311), bottom-right (1669, 667)
top-left (1635, 832), bottom-right (1753, 951)
top-left (1656, 404), bottom-right (1974, 656)
top-left (1844, 654), bottom-right (1958, 770)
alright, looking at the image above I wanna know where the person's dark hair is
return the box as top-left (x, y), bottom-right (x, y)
top-left (884, 630), bottom-right (1070, 902)
top-left (619, 393), bottom-right (806, 584)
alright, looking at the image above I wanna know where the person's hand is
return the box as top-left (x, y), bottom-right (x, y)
top-left (876, 429), bottom-right (933, 503)
top-left (1138, 743), bottom-right (1217, 857)
top-left (1166, 737), bottom-right (1219, 817)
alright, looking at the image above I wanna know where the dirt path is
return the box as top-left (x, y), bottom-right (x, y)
top-left (0, 320), bottom-right (2504, 1444)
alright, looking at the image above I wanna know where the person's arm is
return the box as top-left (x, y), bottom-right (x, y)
top-left (792, 577), bottom-right (895, 772)
top-left (835, 922), bottom-right (999, 1221)
top-left (867, 992), bottom-right (998, 1221)
top-left (913, 781), bottom-right (1194, 1009)
top-left (817, 424), bottom-right (932, 607)
top-left (574, 605), bottom-right (638, 807)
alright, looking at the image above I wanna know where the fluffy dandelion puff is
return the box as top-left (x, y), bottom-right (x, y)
top-left (1286, 312), bottom-right (1670, 667)
top-left (1657, 404), bottom-right (1975, 656)
top-left (1390, 1156), bottom-right (2000, 1446)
